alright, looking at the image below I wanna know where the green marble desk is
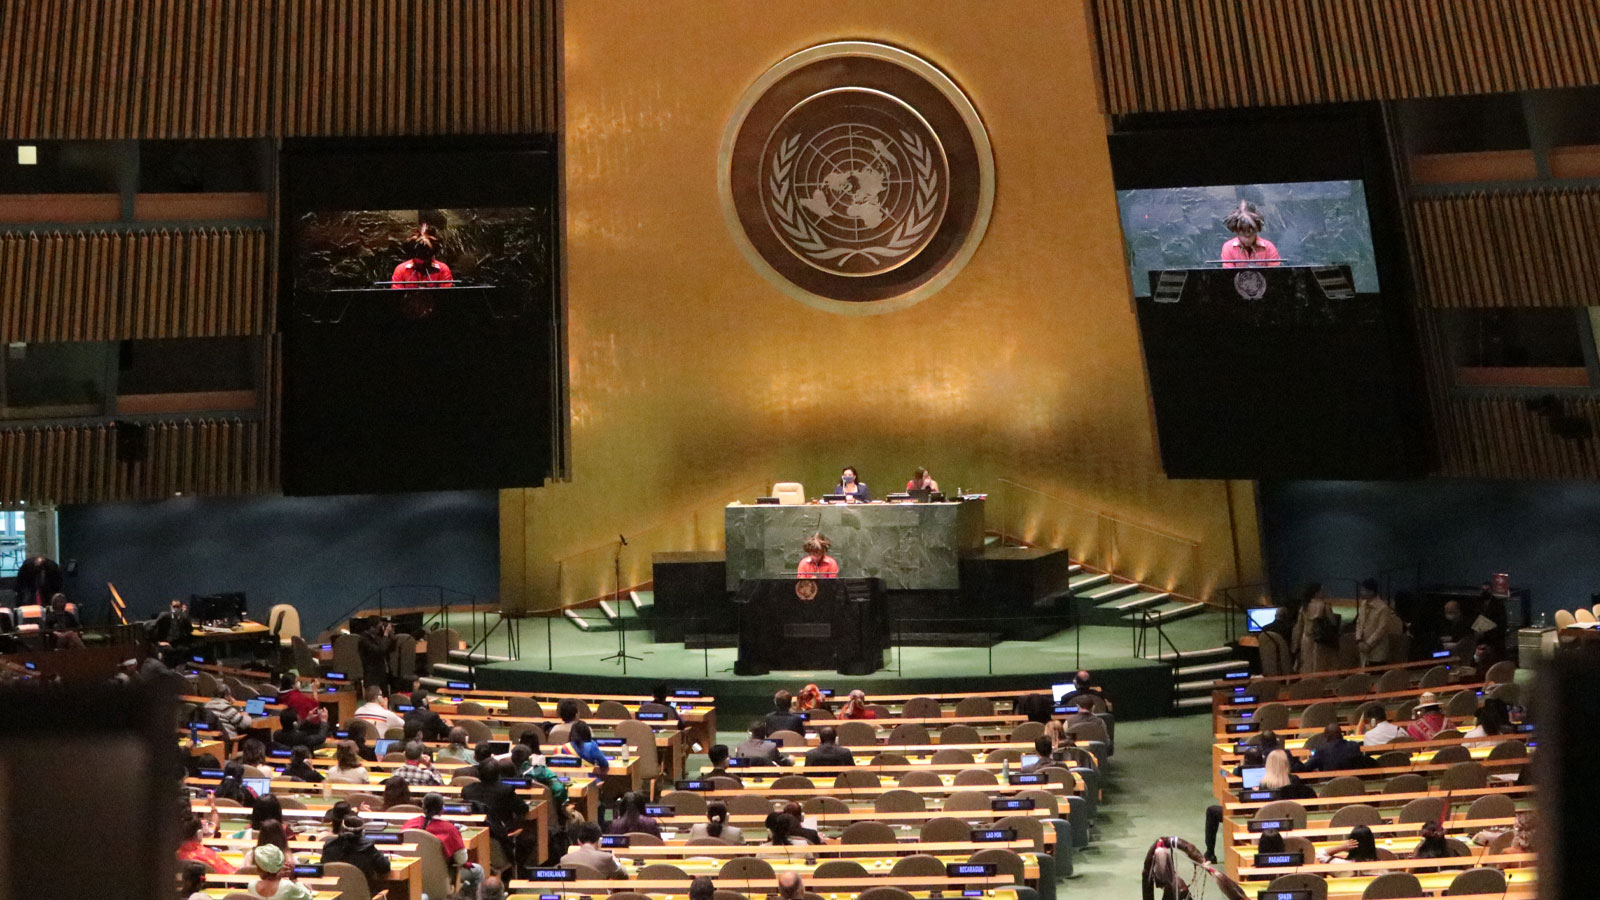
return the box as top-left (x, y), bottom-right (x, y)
top-left (724, 500), bottom-right (985, 590)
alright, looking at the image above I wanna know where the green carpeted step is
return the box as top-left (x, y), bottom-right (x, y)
top-left (1081, 582), bottom-right (1140, 602)
top-left (1068, 572), bottom-right (1111, 591)
top-left (1101, 590), bottom-right (1168, 612)
top-left (1132, 599), bottom-right (1207, 625)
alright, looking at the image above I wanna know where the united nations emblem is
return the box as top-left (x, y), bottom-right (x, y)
top-left (722, 43), bottom-right (994, 313)
top-left (794, 579), bottom-right (820, 602)
top-left (1233, 270), bottom-right (1268, 301)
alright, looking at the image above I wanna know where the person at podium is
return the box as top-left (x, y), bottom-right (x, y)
top-left (797, 535), bottom-right (838, 578)
top-left (390, 224), bottom-right (454, 288)
top-left (831, 466), bottom-right (871, 502)
top-left (1220, 201), bottom-right (1281, 268)
top-left (905, 467), bottom-right (940, 493)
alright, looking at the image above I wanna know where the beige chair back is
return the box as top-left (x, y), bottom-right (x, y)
top-left (771, 483), bottom-right (805, 505)
top-left (268, 604), bottom-right (302, 644)
top-left (403, 828), bottom-right (452, 899)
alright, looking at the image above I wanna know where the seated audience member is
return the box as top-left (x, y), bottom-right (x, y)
top-left (353, 686), bottom-right (405, 734)
top-left (689, 876), bottom-right (717, 900)
top-left (511, 742), bottom-right (571, 820)
top-left (1317, 824), bottom-right (1379, 866)
top-left (381, 776), bottom-right (412, 809)
top-left (239, 738), bottom-right (269, 770)
top-left (734, 722), bottom-right (790, 765)
top-left (462, 761), bottom-right (529, 862)
top-left (285, 745), bottom-right (323, 783)
top-left (644, 683), bottom-right (683, 723)
top-left (706, 743), bottom-right (743, 784)
top-left (1355, 579), bottom-right (1405, 666)
top-left (249, 795), bottom-right (298, 840)
top-left (244, 818), bottom-right (298, 872)
top-left (177, 806), bottom-right (236, 873)
top-left (803, 727), bottom-right (856, 767)
top-left (1022, 736), bottom-right (1057, 774)
top-left (1043, 720), bottom-right (1077, 756)
top-left (795, 683), bottom-right (826, 712)
top-left (394, 740), bottom-right (444, 786)
top-left (478, 876), bottom-right (507, 900)
top-left (273, 708), bottom-right (327, 750)
top-left (1202, 747), bottom-right (1267, 863)
top-left (44, 593), bottom-right (86, 650)
top-left (689, 801), bottom-right (744, 844)
top-left (765, 812), bottom-right (809, 846)
top-left (776, 871), bottom-right (807, 900)
top-left (404, 793), bottom-right (473, 871)
top-left (404, 688), bottom-right (452, 741)
top-left (556, 697), bottom-right (583, 726)
top-left (276, 674), bottom-right (324, 725)
top-left (764, 690), bottom-right (807, 736)
top-left (781, 801), bottom-right (825, 845)
top-left (1301, 724), bottom-right (1370, 772)
top-left (435, 727), bottom-right (475, 764)
top-left (179, 861), bottom-right (209, 900)
top-left (204, 686), bottom-right (254, 743)
top-left (1435, 600), bottom-right (1473, 654)
top-left (314, 802), bottom-right (355, 841)
top-left (1261, 749), bottom-right (1316, 799)
top-left (216, 760), bottom-right (260, 807)
top-left (1359, 706), bottom-right (1405, 746)
top-left (324, 740), bottom-right (371, 785)
top-left (1407, 693), bottom-right (1448, 741)
top-left (1015, 692), bottom-right (1055, 725)
top-left (609, 790), bottom-right (662, 837)
top-left (1463, 697), bottom-right (1512, 749)
top-left (1472, 638), bottom-right (1504, 670)
top-left (320, 815), bottom-right (392, 888)
top-left (1256, 829), bottom-right (1286, 855)
top-left (246, 844), bottom-right (314, 900)
top-left (837, 689), bottom-right (877, 719)
top-left (565, 720), bottom-right (610, 774)
top-left (561, 821), bottom-right (623, 878)
top-left (1065, 700), bottom-right (1099, 729)
top-left (1061, 670), bottom-right (1109, 709)
top-left (1410, 820), bottom-right (1454, 860)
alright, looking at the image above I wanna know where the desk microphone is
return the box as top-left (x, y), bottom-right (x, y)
top-left (619, 534), bottom-right (628, 546)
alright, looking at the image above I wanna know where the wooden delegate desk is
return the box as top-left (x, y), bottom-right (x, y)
top-left (512, 886), bottom-right (1021, 900)
top-left (1235, 851), bottom-right (1537, 900)
top-left (575, 846), bottom-right (1044, 883)
top-left (1222, 815), bottom-right (1521, 878)
top-left (210, 838), bottom-right (422, 900)
top-left (200, 801), bottom-right (494, 869)
top-left (513, 876), bottom-right (1027, 897)
top-left (188, 620), bottom-right (275, 658)
top-left (724, 499), bottom-right (985, 591)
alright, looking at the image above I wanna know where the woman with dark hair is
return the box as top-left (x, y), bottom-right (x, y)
top-left (1256, 830), bottom-right (1286, 854)
top-left (1319, 824), bottom-right (1378, 866)
top-left (905, 467), bottom-right (940, 493)
top-left (1411, 821), bottom-right (1453, 859)
top-left (382, 776), bottom-right (413, 809)
top-left (1220, 200), bottom-right (1281, 267)
top-left (215, 760), bottom-right (258, 806)
top-left (565, 720), bottom-right (610, 775)
top-left (1464, 698), bottom-right (1512, 749)
top-left (831, 466), bottom-right (871, 503)
top-left (404, 792), bottom-right (473, 872)
top-left (250, 795), bottom-right (298, 840)
top-left (245, 819), bottom-right (298, 871)
top-left (286, 745), bottom-right (322, 783)
top-left (178, 860), bottom-right (209, 900)
top-left (239, 738), bottom-right (268, 769)
top-left (391, 224), bottom-right (454, 288)
top-left (689, 801), bottom-right (744, 844)
top-left (315, 801), bottom-right (354, 841)
top-left (326, 740), bottom-right (371, 785)
top-left (797, 534), bottom-right (839, 579)
top-left (765, 812), bottom-right (807, 846)
top-left (609, 791), bottom-right (661, 837)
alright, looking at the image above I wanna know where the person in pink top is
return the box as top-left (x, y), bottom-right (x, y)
top-left (1220, 201), bottom-right (1281, 267)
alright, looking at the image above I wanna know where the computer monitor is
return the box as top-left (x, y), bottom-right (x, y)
top-left (1051, 682), bottom-right (1074, 702)
top-left (242, 777), bottom-right (272, 796)
top-left (1245, 607), bottom-right (1282, 633)
top-left (821, 493), bottom-right (847, 503)
top-left (907, 488), bottom-right (933, 502)
top-left (1020, 754), bottom-right (1040, 768)
top-left (1240, 766), bottom-right (1267, 790)
top-left (244, 698), bottom-right (267, 717)
top-left (373, 739), bottom-right (396, 756)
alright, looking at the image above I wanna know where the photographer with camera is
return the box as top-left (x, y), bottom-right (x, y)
top-left (357, 618), bottom-right (396, 694)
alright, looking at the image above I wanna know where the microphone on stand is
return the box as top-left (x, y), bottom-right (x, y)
top-left (619, 534), bottom-right (628, 547)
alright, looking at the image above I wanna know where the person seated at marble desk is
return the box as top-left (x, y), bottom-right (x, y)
top-left (796, 534), bottom-right (839, 578)
top-left (905, 466), bottom-right (940, 493)
top-left (830, 465), bottom-right (871, 502)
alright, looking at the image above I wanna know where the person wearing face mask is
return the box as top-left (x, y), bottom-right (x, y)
top-left (1220, 201), bottom-right (1281, 267)
top-left (831, 466), bottom-right (871, 503)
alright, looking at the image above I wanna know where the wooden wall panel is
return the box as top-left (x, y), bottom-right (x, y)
top-left (0, 418), bottom-right (273, 503)
top-left (0, 228), bottom-right (270, 342)
top-left (1412, 189), bottom-right (1600, 308)
top-left (0, 0), bottom-right (558, 139)
top-left (1092, 0), bottom-right (1600, 115)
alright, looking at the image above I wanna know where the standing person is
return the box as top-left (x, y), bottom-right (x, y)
top-left (13, 555), bottom-right (62, 608)
top-left (1355, 580), bottom-right (1405, 667)
top-left (357, 620), bottom-right (396, 695)
top-left (153, 597), bottom-right (195, 660)
top-left (905, 467), bottom-right (940, 493)
top-left (44, 593), bottom-right (86, 650)
top-left (831, 466), bottom-right (871, 502)
top-left (796, 535), bottom-right (839, 578)
top-left (1219, 201), bottom-right (1282, 267)
top-left (390, 224), bottom-right (454, 288)
top-left (1291, 583), bottom-right (1341, 674)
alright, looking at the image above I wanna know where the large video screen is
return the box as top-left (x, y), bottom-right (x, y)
top-left (280, 140), bottom-right (561, 496)
top-left (1116, 179), bottom-right (1380, 297)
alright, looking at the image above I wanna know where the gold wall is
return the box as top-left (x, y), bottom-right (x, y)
top-left (502, 0), bottom-right (1263, 611)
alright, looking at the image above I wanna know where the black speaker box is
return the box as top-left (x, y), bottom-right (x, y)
top-left (114, 421), bottom-right (147, 462)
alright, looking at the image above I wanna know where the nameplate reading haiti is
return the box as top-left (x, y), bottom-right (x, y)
top-left (720, 42), bottom-right (994, 314)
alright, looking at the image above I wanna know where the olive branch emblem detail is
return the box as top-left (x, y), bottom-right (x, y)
top-left (768, 130), bottom-right (941, 269)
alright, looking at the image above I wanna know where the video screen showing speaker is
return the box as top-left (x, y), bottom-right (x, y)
top-left (280, 140), bottom-right (562, 495)
top-left (1110, 105), bottom-right (1426, 480)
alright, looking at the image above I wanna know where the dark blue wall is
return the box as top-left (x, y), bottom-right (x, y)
top-left (1260, 479), bottom-right (1600, 617)
top-left (57, 491), bottom-right (499, 635)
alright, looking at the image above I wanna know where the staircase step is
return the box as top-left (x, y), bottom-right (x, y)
top-left (1082, 582), bottom-right (1141, 602)
top-left (449, 650), bottom-right (511, 664)
top-left (432, 662), bottom-right (473, 677)
top-left (1067, 563), bottom-right (1083, 575)
top-left (1068, 572), bottom-right (1111, 591)
top-left (1102, 590), bottom-right (1169, 612)
top-left (1174, 659), bottom-right (1249, 678)
top-left (1143, 644), bottom-right (1234, 662)
top-left (1139, 600), bottom-right (1208, 625)
top-left (1174, 695), bottom-right (1214, 711)
top-left (1175, 679), bottom-right (1223, 695)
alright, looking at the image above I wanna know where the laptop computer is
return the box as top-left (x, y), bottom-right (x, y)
top-left (242, 777), bottom-right (272, 796)
top-left (907, 488), bottom-right (933, 502)
top-left (244, 698), bottom-right (267, 717)
top-left (1240, 766), bottom-right (1267, 790)
top-left (373, 739), bottom-right (396, 756)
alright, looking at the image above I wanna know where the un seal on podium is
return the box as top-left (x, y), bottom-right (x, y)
top-left (721, 42), bottom-right (994, 314)
top-left (794, 579), bottom-right (820, 602)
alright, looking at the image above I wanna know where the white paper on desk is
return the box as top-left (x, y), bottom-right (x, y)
top-left (1471, 615), bottom-right (1497, 633)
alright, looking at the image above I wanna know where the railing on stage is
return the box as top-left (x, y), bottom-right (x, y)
top-left (318, 583), bottom-right (506, 653)
top-left (988, 477), bottom-right (1205, 600)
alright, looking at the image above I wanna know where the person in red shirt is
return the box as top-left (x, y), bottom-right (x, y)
top-left (390, 224), bottom-right (454, 288)
top-left (404, 793), bottom-right (473, 872)
top-left (796, 535), bottom-right (838, 578)
top-left (277, 673), bottom-right (324, 725)
top-left (905, 467), bottom-right (940, 493)
top-left (1220, 201), bottom-right (1282, 268)
top-left (177, 805), bottom-right (236, 874)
